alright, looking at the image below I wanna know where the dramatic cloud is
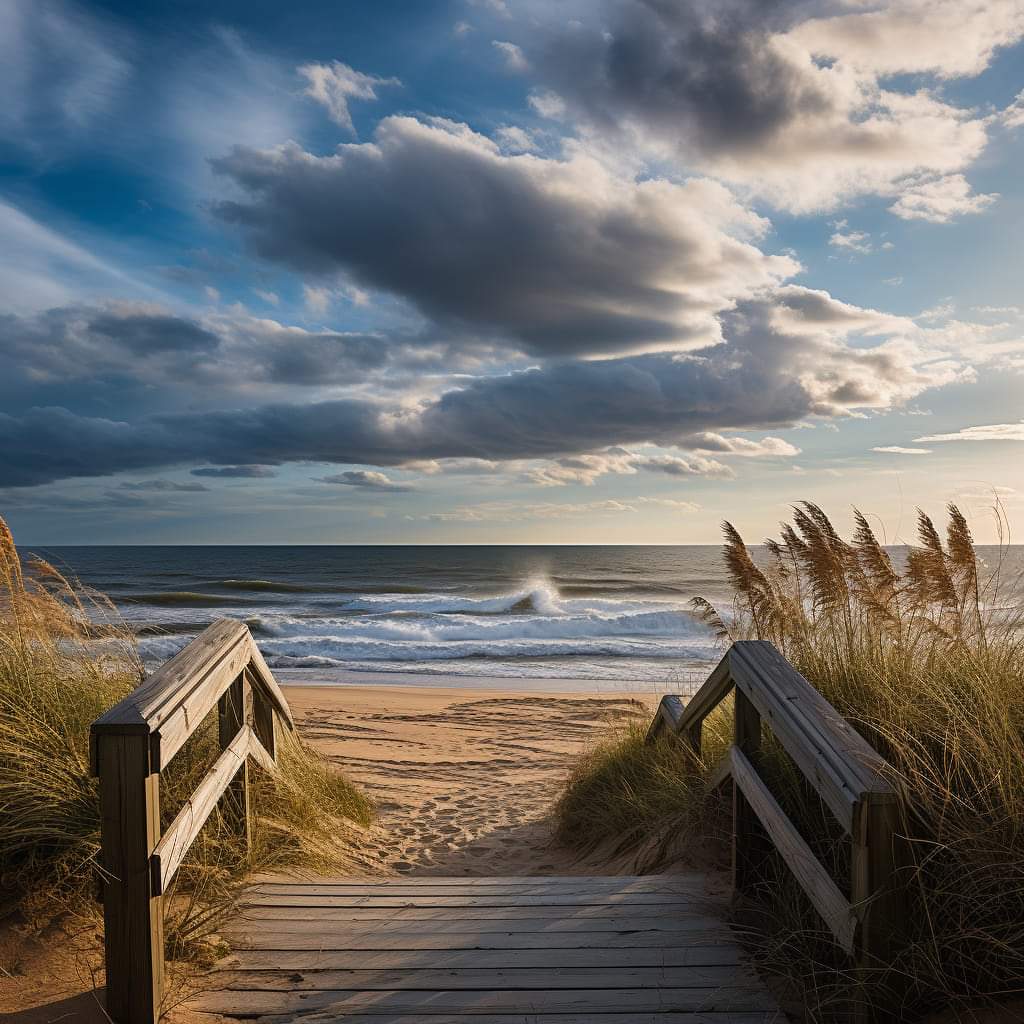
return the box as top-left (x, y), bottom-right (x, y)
top-left (872, 446), bottom-right (933, 455)
top-left (212, 116), bottom-right (797, 357)
top-left (0, 303), bottom-right (404, 410)
top-left (319, 470), bottom-right (413, 491)
top-left (523, 0), bottom-right (1018, 213)
top-left (0, 292), bottom-right (973, 488)
top-left (298, 61), bottom-right (399, 135)
top-left (915, 421), bottom-right (1024, 442)
top-left (190, 465), bottom-right (276, 478)
top-left (117, 479), bottom-right (210, 492)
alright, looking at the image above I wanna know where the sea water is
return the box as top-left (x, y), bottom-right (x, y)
top-left (25, 544), bottom-right (1023, 691)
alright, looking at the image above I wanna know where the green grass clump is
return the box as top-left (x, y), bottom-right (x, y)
top-left (556, 501), bottom-right (1024, 1022)
top-left (0, 515), bottom-right (373, 971)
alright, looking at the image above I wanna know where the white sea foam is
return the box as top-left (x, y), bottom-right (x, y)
top-left (135, 577), bottom-right (720, 678)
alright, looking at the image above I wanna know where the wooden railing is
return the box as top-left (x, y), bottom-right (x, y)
top-left (91, 619), bottom-right (294, 1024)
top-left (648, 640), bottom-right (906, 979)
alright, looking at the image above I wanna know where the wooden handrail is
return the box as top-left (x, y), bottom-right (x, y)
top-left (648, 640), bottom-right (906, 992)
top-left (91, 619), bottom-right (294, 1024)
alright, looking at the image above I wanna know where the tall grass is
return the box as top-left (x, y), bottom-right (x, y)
top-left (0, 516), bottom-right (373, 977)
top-left (556, 502), bottom-right (1024, 1021)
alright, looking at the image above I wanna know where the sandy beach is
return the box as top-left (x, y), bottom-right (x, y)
top-left (283, 682), bottom-right (661, 877)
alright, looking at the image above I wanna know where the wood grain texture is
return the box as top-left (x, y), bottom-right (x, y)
top-left (227, 947), bottom-right (747, 970)
top-left (730, 746), bottom-right (856, 952)
top-left (152, 725), bottom-right (254, 894)
top-left (193, 875), bottom-right (780, 1022)
top-left (193, 986), bottom-right (776, 1016)
top-left (234, 1015), bottom-right (783, 1024)
top-left (96, 732), bottom-right (163, 1024)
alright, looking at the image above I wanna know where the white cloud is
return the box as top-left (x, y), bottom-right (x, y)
top-left (319, 469), bottom-right (413, 491)
top-left (492, 40), bottom-right (528, 72)
top-left (1003, 89), bottom-right (1024, 129)
top-left (298, 60), bottom-right (399, 135)
top-left (829, 220), bottom-right (872, 255)
top-left (303, 284), bottom-right (332, 314)
top-left (915, 421), bottom-right (1024, 443)
top-left (253, 289), bottom-right (279, 306)
top-left (889, 173), bottom-right (998, 223)
top-left (494, 125), bottom-right (537, 153)
top-left (525, 0), bottom-right (1022, 215)
top-left (872, 446), bottom-right (933, 455)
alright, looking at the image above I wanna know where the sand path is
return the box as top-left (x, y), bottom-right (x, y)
top-left (283, 684), bottom-right (659, 876)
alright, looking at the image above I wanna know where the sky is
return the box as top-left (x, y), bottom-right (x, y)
top-left (1, 0), bottom-right (1023, 546)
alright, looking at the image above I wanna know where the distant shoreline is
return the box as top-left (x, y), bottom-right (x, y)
top-left (276, 668), bottom-right (701, 694)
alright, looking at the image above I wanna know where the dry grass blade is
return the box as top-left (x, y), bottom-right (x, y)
top-left (0, 515), bottom-right (374, 981)
top-left (556, 501), bottom-right (1024, 1023)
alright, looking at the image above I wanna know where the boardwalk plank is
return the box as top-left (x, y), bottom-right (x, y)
top-left (193, 875), bottom-right (779, 1021)
top-left (193, 985), bottom-right (776, 1015)
top-left (228, 947), bottom-right (747, 970)
top-left (210, 965), bottom-right (760, 991)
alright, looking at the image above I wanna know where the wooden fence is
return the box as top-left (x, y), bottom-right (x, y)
top-left (91, 619), bottom-right (294, 1024)
top-left (648, 639), bottom-right (907, 984)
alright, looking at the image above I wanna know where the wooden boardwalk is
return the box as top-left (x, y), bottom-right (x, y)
top-left (191, 874), bottom-right (783, 1022)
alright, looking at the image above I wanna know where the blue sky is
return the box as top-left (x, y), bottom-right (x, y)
top-left (2, 0), bottom-right (1023, 544)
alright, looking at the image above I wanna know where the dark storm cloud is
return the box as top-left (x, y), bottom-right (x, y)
top-left (0, 304), bottom-right (398, 412)
top-left (190, 465), bottom-right (277, 478)
top-left (210, 116), bottom-right (794, 357)
top-left (0, 296), bottom-right (956, 488)
top-left (533, 0), bottom-right (828, 158)
top-left (116, 479), bottom-right (210, 492)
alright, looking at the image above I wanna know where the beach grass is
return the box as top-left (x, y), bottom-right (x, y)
top-left (0, 515), bottom-right (373, 973)
top-left (555, 502), bottom-right (1024, 1022)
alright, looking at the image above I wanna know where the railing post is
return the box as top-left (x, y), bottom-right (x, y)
top-left (218, 673), bottom-right (251, 848)
top-left (851, 793), bottom-right (908, 1021)
top-left (96, 732), bottom-right (164, 1024)
top-left (733, 688), bottom-right (769, 895)
top-left (249, 668), bottom-right (276, 760)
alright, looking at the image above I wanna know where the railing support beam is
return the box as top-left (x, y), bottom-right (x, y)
top-left (96, 732), bottom-right (164, 1024)
top-left (733, 688), bottom-right (769, 895)
top-left (218, 673), bottom-right (251, 849)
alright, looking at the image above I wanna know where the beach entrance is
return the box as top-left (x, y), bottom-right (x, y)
top-left (91, 622), bottom-right (906, 1023)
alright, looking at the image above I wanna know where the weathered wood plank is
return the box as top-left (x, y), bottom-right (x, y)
top-left (249, 878), bottom-right (709, 896)
top-left (229, 913), bottom-right (732, 934)
top-left (729, 641), bottom-right (893, 833)
top-left (667, 651), bottom-right (733, 748)
top-left (152, 726), bottom-right (253, 894)
top-left (646, 693), bottom-right (685, 741)
top-left (246, 635), bottom-right (295, 730)
top-left (225, 930), bottom-right (739, 951)
top-left (236, 1015), bottom-right (783, 1024)
top-left (253, 874), bottom-right (706, 887)
top-left (96, 732), bottom-right (163, 1024)
top-left (210, 965), bottom-right (762, 991)
top-left (235, 905), bottom-right (723, 923)
top-left (226, 947), bottom-right (747, 971)
top-left (730, 746), bottom-right (856, 952)
top-left (192, 985), bottom-right (777, 1015)
top-left (242, 892), bottom-right (709, 908)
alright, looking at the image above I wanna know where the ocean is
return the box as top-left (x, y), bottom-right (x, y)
top-left (29, 545), bottom-right (734, 692)
top-left (26, 544), bottom-right (1024, 692)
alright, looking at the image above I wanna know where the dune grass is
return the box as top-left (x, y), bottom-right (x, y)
top-left (0, 515), bottom-right (373, 975)
top-left (555, 502), bottom-right (1024, 1022)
